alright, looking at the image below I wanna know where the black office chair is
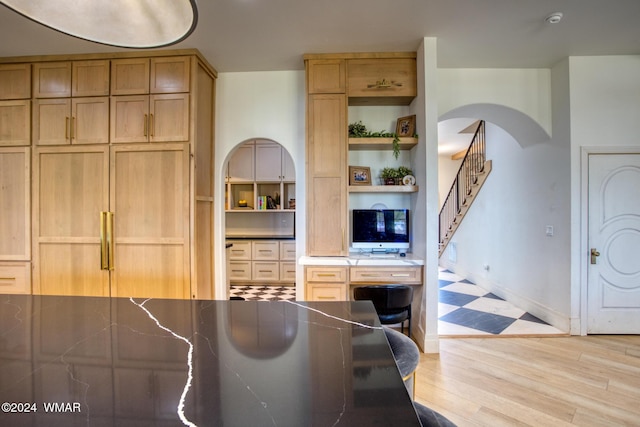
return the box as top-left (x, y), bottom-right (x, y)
top-left (354, 285), bottom-right (413, 335)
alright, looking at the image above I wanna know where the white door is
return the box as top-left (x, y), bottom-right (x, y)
top-left (587, 154), bottom-right (640, 333)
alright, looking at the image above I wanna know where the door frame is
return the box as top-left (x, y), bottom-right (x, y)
top-left (579, 146), bottom-right (640, 335)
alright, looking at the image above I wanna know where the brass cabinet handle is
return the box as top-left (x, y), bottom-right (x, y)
top-left (100, 212), bottom-right (108, 270)
top-left (65, 117), bottom-right (70, 139)
top-left (71, 116), bottom-right (75, 140)
top-left (317, 273), bottom-right (336, 277)
top-left (144, 114), bottom-right (148, 136)
top-left (391, 273), bottom-right (411, 277)
top-left (149, 114), bottom-right (154, 137)
top-left (317, 296), bottom-right (336, 300)
top-left (0, 277), bottom-right (17, 282)
top-left (107, 212), bottom-right (114, 270)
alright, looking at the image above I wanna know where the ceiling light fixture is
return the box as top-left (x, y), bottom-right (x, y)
top-left (0, 0), bottom-right (198, 48)
top-left (545, 12), bottom-right (563, 24)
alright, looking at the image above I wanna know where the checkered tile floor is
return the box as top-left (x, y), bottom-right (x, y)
top-left (229, 285), bottom-right (296, 301)
top-left (438, 268), bottom-right (565, 336)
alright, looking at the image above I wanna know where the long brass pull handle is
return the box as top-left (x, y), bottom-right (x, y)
top-left (71, 116), bottom-right (75, 140)
top-left (317, 296), bottom-right (336, 300)
top-left (149, 114), bottom-right (154, 137)
top-left (317, 273), bottom-right (336, 277)
top-left (591, 248), bottom-right (600, 265)
top-left (144, 114), bottom-right (148, 136)
top-left (107, 212), bottom-right (115, 270)
top-left (65, 117), bottom-right (70, 139)
top-left (100, 212), bottom-right (108, 270)
top-left (0, 277), bottom-right (17, 282)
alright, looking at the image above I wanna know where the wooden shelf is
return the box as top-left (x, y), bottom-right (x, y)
top-left (348, 185), bottom-right (418, 193)
top-left (348, 137), bottom-right (417, 150)
top-left (226, 209), bottom-right (295, 213)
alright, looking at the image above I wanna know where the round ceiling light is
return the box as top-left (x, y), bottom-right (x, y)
top-left (545, 12), bottom-right (563, 24)
top-left (0, 0), bottom-right (198, 48)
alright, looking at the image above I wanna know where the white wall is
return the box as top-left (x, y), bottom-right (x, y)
top-left (437, 67), bottom-right (572, 330)
top-left (215, 71), bottom-right (306, 299)
top-left (568, 55), bottom-right (640, 333)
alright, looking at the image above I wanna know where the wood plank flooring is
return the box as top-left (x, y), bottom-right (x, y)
top-left (415, 335), bottom-right (640, 426)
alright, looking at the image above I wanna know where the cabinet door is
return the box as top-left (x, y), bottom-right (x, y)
top-left (110, 95), bottom-right (149, 143)
top-left (0, 147), bottom-right (30, 260)
top-left (110, 143), bottom-right (190, 299)
top-left (72, 97), bottom-right (109, 144)
top-left (32, 98), bottom-right (71, 145)
top-left (0, 100), bottom-right (30, 146)
top-left (111, 58), bottom-right (150, 95)
top-left (282, 148), bottom-right (295, 181)
top-left (32, 146), bottom-right (110, 296)
top-left (227, 143), bottom-right (254, 182)
top-left (307, 94), bottom-right (347, 256)
top-left (255, 142), bottom-right (282, 181)
top-left (347, 58), bottom-right (417, 104)
top-left (72, 60), bottom-right (110, 97)
top-left (150, 56), bottom-right (190, 93)
top-left (306, 59), bottom-right (346, 94)
top-left (33, 62), bottom-right (72, 98)
top-left (0, 63), bottom-right (31, 100)
top-left (149, 93), bottom-right (189, 142)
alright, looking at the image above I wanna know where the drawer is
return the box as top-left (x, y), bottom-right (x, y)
top-left (252, 241), bottom-right (279, 260)
top-left (347, 58), bottom-right (417, 105)
top-left (0, 263), bottom-right (31, 294)
top-left (350, 266), bottom-right (422, 284)
top-left (306, 283), bottom-right (347, 301)
top-left (228, 261), bottom-right (251, 281)
top-left (252, 261), bottom-right (279, 282)
top-left (279, 262), bottom-right (296, 282)
top-left (279, 241), bottom-right (296, 261)
top-left (227, 241), bottom-right (251, 260)
top-left (306, 267), bottom-right (348, 283)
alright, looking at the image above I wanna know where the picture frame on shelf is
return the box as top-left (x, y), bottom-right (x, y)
top-left (349, 166), bottom-right (371, 185)
top-left (396, 114), bottom-right (416, 137)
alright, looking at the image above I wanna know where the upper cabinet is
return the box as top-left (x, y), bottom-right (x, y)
top-left (347, 58), bottom-right (416, 105)
top-left (0, 63), bottom-right (31, 100)
top-left (33, 60), bottom-right (110, 98)
top-left (111, 56), bottom-right (190, 95)
top-left (307, 59), bottom-right (346, 94)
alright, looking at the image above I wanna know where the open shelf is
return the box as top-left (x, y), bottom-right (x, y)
top-left (348, 185), bottom-right (418, 193)
top-left (348, 137), bottom-right (417, 151)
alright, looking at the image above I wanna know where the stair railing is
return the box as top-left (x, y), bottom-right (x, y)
top-left (439, 120), bottom-right (486, 248)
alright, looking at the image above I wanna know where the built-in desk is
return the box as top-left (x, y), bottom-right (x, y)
top-left (0, 294), bottom-right (420, 426)
top-left (300, 255), bottom-right (424, 301)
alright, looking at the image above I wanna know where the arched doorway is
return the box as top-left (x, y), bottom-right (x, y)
top-left (222, 139), bottom-right (297, 301)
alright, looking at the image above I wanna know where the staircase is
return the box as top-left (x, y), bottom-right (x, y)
top-left (439, 120), bottom-right (492, 257)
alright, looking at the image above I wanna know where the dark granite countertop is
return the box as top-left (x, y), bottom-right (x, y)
top-left (0, 295), bottom-right (420, 426)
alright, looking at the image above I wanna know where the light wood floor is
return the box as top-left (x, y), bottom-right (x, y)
top-left (415, 335), bottom-right (640, 426)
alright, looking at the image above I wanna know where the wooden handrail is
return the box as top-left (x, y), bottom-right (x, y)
top-left (439, 121), bottom-right (486, 247)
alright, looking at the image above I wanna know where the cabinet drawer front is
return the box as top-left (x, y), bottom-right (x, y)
top-left (252, 241), bottom-right (279, 260)
top-left (306, 283), bottom-right (347, 301)
top-left (306, 267), bottom-right (348, 283)
top-left (279, 241), bottom-right (296, 261)
top-left (347, 58), bottom-right (417, 103)
top-left (252, 262), bottom-right (279, 281)
top-left (350, 267), bottom-right (422, 284)
top-left (227, 241), bottom-right (251, 260)
top-left (228, 261), bottom-right (251, 281)
top-left (280, 262), bottom-right (296, 282)
top-left (0, 263), bottom-right (31, 294)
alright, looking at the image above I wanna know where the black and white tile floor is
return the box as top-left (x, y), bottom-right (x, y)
top-left (229, 285), bottom-right (296, 301)
top-left (438, 268), bottom-right (565, 336)
top-left (229, 269), bottom-right (565, 336)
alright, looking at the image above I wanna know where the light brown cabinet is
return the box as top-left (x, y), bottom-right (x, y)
top-left (1, 49), bottom-right (217, 299)
top-left (0, 100), bottom-right (30, 146)
top-left (33, 97), bottom-right (109, 145)
top-left (0, 63), bottom-right (31, 100)
top-left (228, 240), bottom-right (296, 285)
top-left (306, 93), bottom-right (348, 256)
top-left (307, 59), bottom-right (346, 94)
top-left (347, 58), bottom-right (417, 105)
top-left (305, 266), bottom-right (348, 301)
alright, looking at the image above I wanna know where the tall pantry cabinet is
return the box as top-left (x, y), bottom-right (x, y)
top-left (0, 50), bottom-right (217, 299)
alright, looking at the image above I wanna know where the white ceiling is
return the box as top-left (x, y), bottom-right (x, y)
top-left (1, 0), bottom-right (639, 155)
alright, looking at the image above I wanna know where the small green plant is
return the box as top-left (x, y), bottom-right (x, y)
top-left (397, 166), bottom-right (413, 177)
top-left (380, 167), bottom-right (401, 179)
top-left (349, 121), bottom-right (402, 159)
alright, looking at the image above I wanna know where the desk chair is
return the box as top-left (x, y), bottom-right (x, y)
top-left (354, 285), bottom-right (413, 335)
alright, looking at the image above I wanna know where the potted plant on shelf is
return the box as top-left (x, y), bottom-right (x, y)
top-left (349, 121), bottom-right (402, 159)
top-left (381, 167), bottom-right (402, 185)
